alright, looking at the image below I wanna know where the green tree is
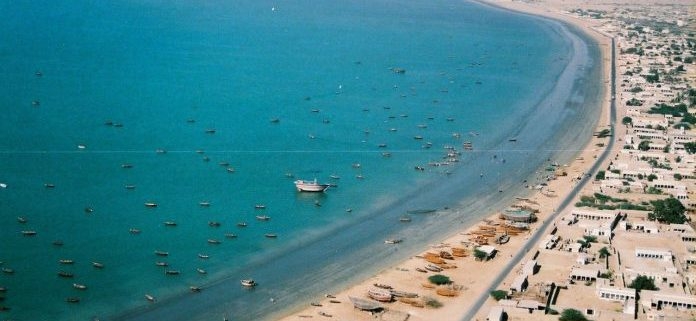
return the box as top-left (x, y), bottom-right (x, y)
top-left (628, 275), bottom-right (658, 291)
top-left (474, 249), bottom-right (488, 261)
top-left (428, 274), bottom-right (451, 285)
top-left (674, 173), bottom-right (683, 181)
top-left (621, 116), bottom-right (633, 125)
top-left (638, 140), bottom-right (651, 151)
top-left (685, 142), bottom-right (696, 154)
top-left (595, 170), bottom-right (605, 180)
top-left (598, 247), bottom-right (611, 258)
top-left (490, 290), bottom-right (507, 301)
top-left (648, 197), bottom-right (686, 224)
top-left (559, 308), bottom-right (590, 321)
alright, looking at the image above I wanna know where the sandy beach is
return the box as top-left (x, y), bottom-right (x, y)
top-left (277, 1), bottom-right (615, 320)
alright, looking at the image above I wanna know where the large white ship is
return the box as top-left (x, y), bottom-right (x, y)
top-left (293, 179), bottom-right (330, 192)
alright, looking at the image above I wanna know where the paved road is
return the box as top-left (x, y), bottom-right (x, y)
top-left (459, 37), bottom-right (617, 320)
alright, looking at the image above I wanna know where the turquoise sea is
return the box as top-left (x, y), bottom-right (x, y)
top-left (0, 0), bottom-right (602, 320)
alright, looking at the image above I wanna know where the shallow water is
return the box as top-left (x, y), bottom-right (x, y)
top-left (0, 0), bottom-right (602, 320)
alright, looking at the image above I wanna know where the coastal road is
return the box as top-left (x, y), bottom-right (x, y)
top-left (459, 37), bottom-right (617, 320)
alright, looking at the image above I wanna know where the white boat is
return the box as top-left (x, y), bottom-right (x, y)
top-left (241, 279), bottom-right (256, 287)
top-left (367, 288), bottom-right (392, 302)
top-left (293, 179), bottom-right (330, 192)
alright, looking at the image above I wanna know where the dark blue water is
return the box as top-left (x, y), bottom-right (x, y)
top-left (0, 0), bottom-right (602, 320)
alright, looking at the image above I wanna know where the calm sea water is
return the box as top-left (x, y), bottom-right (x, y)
top-left (0, 0), bottom-right (601, 320)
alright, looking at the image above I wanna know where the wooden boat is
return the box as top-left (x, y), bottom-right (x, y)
top-left (367, 288), bottom-right (392, 302)
top-left (310, 302), bottom-right (322, 307)
top-left (145, 294), bottom-right (155, 302)
top-left (73, 283), bottom-right (87, 290)
top-left (349, 296), bottom-right (382, 311)
top-left (58, 271), bottom-right (74, 278)
top-left (155, 149), bottom-right (167, 154)
top-left (66, 297), bottom-right (80, 303)
top-left (84, 207), bottom-right (94, 213)
top-left (436, 288), bottom-right (459, 297)
top-left (415, 267), bottom-right (428, 273)
top-left (240, 279), bottom-right (256, 287)
top-left (92, 262), bottom-right (105, 269)
top-left (373, 283), bottom-right (392, 290)
top-left (425, 264), bottom-right (443, 272)
top-left (391, 290), bottom-right (418, 298)
top-left (205, 128), bottom-right (216, 134)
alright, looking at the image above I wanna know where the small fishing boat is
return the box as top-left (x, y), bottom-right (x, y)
top-left (53, 240), bottom-right (64, 246)
top-left (59, 259), bottom-right (74, 265)
top-left (399, 216), bottom-right (412, 222)
top-left (254, 204), bottom-right (266, 209)
top-left (145, 294), bottom-right (155, 302)
top-left (16, 216), bottom-right (27, 223)
top-left (190, 286), bottom-right (202, 292)
top-left (73, 283), bottom-right (87, 290)
top-left (240, 279), bottom-right (256, 287)
top-left (415, 267), bottom-right (428, 273)
top-left (155, 149), bottom-right (167, 154)
top-left (205, 129), bottom-right (216, 134)
top-left (66, 297), bottom-right (80, 303)
top-left (84, 207), bottom-right (94, 213)
top-left (264, 233), bottom-right (278, 238)
top-left (154, 250), bottom-right (169, 256)
top-left (199, 201), bottom-right (211, 207)
top-left (425, 264), bottom-right (443, 272)
top-left (227, 167), bottom-right (235, 173)
top-left (224, 233), bottom-right (237, 239)
top-left (58, 271), bottom-right (74, 278)
top-left (207, 239), bottom-right (221, 244)
top-left (2, 268), bottom-right (14, 274)
top-left (129, 228), bottom-right (141, 234)
top-left (165, 270), bottom-right (180, 275)
top-left (294, 179), bottom-right (330, 192)
top-left (121, 164), bottom-right (133, 169)
top-left (21, 230), bottom-right (37, 236)
top-left (92, 262), bottom-right (105, 269)
top-left (144, 202), bottom-right (157, 208)
top-left (196, 268), bottom-right (207, 274)
top-left (163, 221), bottom-right (177, 227)
top-left (155, 262), bottom-right (168, 267)
top-left (373, 283), bottom-right (392, 290)
top-left (124, 184), bottom-right (136, 190)
top-left (384, 239), bottom-right (402, 244)
top-left (208, 221), bottom-right (221, 227)
top-left (367, 288), bottom-right (392, 302)
top-left (237, 222), bottom-right (248, 227)
top-left (255, 215), bottom-right (270, 221)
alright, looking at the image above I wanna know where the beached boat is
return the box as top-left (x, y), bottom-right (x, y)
top-left (237, 222), bottom-right (248, 227)
top-left (425, 264), bottom-right (443, 272)
top-left (294, 179), bottom-right (330, 192)
top-left (367, 288), bottom-right (392, 302)
top-left (240, 279), bottom-right (256, 287)
top-left (349, 296), bottom-right (382, 311)
top-left (415, 267), bottom-right (427, 273)
top-left (373, 283), bottom-right (392, 290)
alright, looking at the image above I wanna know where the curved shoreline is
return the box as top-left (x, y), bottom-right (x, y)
top-left (106, 2), bottom-right (608, 321)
